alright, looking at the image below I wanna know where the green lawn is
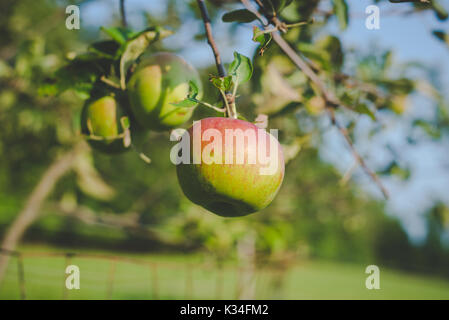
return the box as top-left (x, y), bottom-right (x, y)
top-left (1, 245), bottom-right (449, 300)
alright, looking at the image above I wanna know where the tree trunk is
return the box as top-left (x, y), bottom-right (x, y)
top-left (0, 142), bottom-right (87, 283)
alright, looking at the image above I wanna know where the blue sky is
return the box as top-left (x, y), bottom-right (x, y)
top-left (322, 0), bottom-right (449, 241)
top-left (80, 0), bottom-right (449, 241)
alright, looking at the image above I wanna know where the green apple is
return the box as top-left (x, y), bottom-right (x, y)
top-left (81, 95), bottom-right (130, 154)
top-left (176, 117), bottom-right (285, 217)
top-left (127, 52), bottom-right (203, 131)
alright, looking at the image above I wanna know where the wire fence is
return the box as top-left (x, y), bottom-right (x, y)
top-left (0, 248), bottom-right (293, 300)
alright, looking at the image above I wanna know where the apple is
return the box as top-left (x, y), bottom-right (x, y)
top-left (81, 95), bottom-right (130, 154)
top-left (176, 117), bottom-right (285, 217)
top-left (127, 52), bottom-right (203, 131)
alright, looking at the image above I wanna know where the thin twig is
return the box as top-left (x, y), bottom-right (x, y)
top-left (389, 0), bottom-right (429, 3)
top-left (328, 109), bottom-right (389, 198)
top-left (197, 0), bottom-right (236, 117)
top-left (196, 0), bottom-right (226, 77)
top-left (240, 0), bottom-right (389, 199)
top-left (271, 32), bottom-right (339, 106)
top-left (253, 0), bottom-right (287, 32)
top-left (241, 0), bottom-right (338, 105)
top-left (197, 101), bottom-right (227, 113)
top-left (120, 0), bottom-right (127, 28)
top-left (100, 76), bottom-right (121, 90)
top-left (339, 160), bottom-right (358, 186)
top-left (219, 89), bottom-right (233, 117)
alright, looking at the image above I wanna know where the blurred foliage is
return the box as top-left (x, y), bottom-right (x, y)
top-left (0, 0), bottom-right (449, 280)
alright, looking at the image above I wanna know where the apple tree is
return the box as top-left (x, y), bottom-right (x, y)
top-left (1, 0), bottom-right (449, 280)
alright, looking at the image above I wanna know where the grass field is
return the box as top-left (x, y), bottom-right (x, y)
top-left (1, 245), bottom-right (449, 300)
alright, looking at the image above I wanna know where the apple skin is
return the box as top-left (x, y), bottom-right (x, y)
top-left (127, 52), bottom-right (203, 131)
top-left (81, 95), bottom-right (130, 154)
top-left (176, 117), bottom-right (285, 217)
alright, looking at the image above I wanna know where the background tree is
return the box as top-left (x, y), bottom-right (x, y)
top-left (1, 0), bottom-right (449, 287)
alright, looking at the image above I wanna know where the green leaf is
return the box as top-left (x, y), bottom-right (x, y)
top-left (228, 52), bottom-right (253, 84)
top-left (261, 0), bottom-right (275, 15)
top-left (223, 76), bottom-right (234, 91)
top-left (333, 0), bottom-right (349, 31)
top-left (433, 30), bottom-right (449, 46)
top-left (381, 51), bottom-right (393, 71)
top-left (120, 116), bottom-right (130, 130)
top-left (211, 77), bottom-right (224, 91)
top-left (119, 27), bottom-right (173, 89)
top-left (210, 75), bottom-right (233, 91)
top-left (316, 35), bottom-right (343, 71)
top-left (188, 80), bottom-right (199, 98)
top-left (252, 26), bottom-right (264, 41)
top-left (222, 9), bottom-right (258, 23)
top-left (100, 26), bottom-right (136, 45)
top-left (210, 75), bottom-right (234, 91)
top-left (432, 0), bottom-right (448, 21)
top-left (39, 55), bottom-right (110, 98)
top-left (380, 78), bottom-right (414, 94)
top-left (170, 98), bottom-right (198, 108)
top-left (413, 120), bottom-right (441, 139)
top-left (88, 40), bottom-right (121, 59)
top-left (355, 103), bottom-right (376, 121)
top-left (252, 27), bottom-right (272, 55)
top-left (270, 0), bottom-right (294, 14)
top-left (298, 42), bottom-right (331, 71)
top-left (379, 161), bottom-right (410, 180)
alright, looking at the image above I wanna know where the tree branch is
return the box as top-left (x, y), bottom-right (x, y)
top-left (0, 142), bottom-right (88, 283)
top-left (196, 0), bottom-right (226, 77)
top-left (120, 0), bottom-right (127, 28)
top-left (328, 109), bottom-right (389, 198)
top-left (197, 0), bottom-right (237, 118)
top-left (49, 203), bottom-right (197, 251)
top-left (51, 203), bottom-right (159, 238)
top-left (240, 0), bottom-right (389, 199)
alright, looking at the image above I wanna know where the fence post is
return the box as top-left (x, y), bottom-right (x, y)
top-left (106, 258), bottom-right (117, 300)
top-left (150, 263), bottom-right (158, 300)
top-left (215, 267), bottom-right (223, 300)
top-left (16, 253), bottom-right (26, 300)
top-left (185, 263), bottom-right (193, 299)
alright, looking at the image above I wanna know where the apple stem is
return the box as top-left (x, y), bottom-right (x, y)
top-left (228, 95), bottom-right (237, 119)
top-left (220, 89), bottom-right (237, 118)
top-left (229, 77), bottom-right (239, 119)
top-left (229, 101), bottom-right (238, 119)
